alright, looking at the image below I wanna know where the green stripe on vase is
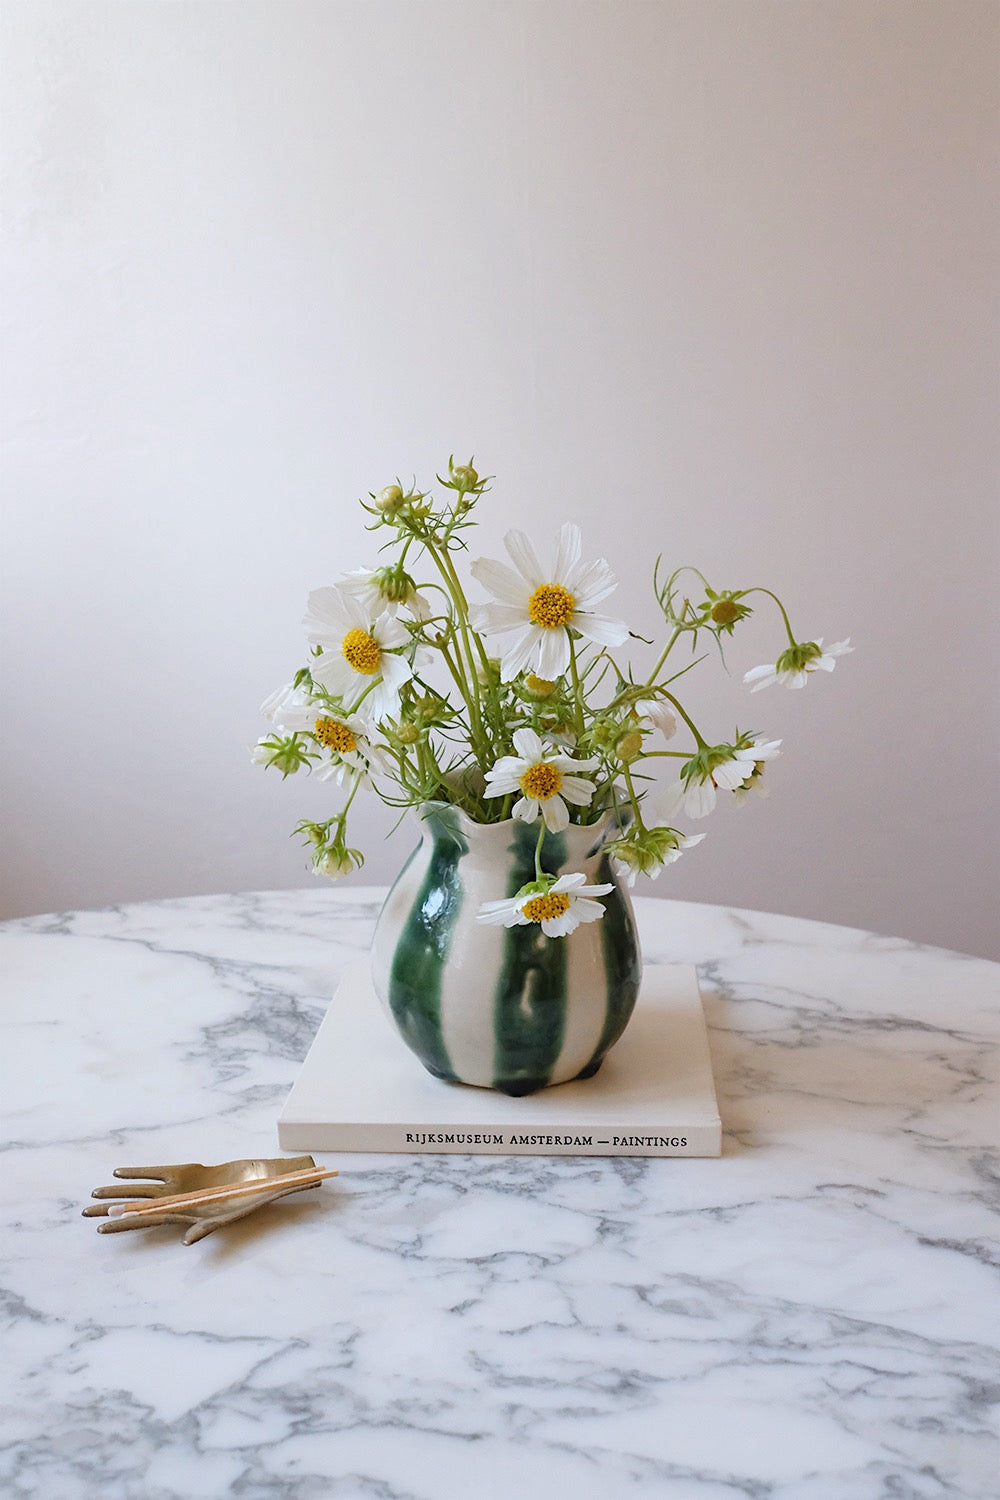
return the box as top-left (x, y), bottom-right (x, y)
top-left (579, 849), bottom-right (641, 1075)
top-left (491, 823), bottom-right (569, 1095)
top-left (386, 807), bottom-right (469, 1081)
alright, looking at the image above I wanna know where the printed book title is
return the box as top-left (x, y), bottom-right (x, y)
top-left (404, 1131), bottom-right (689, 1148)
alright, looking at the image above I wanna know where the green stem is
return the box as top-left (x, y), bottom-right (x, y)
top-left (621, 761), bottom-right (647, 834)
top-left (437, 639), bottom-right (474, 708)
top-left (747, 587), bottom-right (798, 646)
top-left (643, 626), bottom-right (683, 689)
top-left (422, 537), bottom-right (490, 763)
top-left (659, 690), bottom-right (709, 749)
top-left (442, 547), bottom-right (493, 674)
top-left (534, 820), bottom-right (546, 880)
top-left (567, 635), bottom-right (585, 739)
top-left (336, 771), bottom-right (363, 823)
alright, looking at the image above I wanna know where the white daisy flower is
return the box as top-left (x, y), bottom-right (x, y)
top-left (477, 872), bottom-right (614, 938)
top-left (312, 848), bottom-right (361, 879)
top-left (471, 522), bottom-right (629, 681)
top-left (260, 679), bottom-right (312, 725)
top-left (303, 586), bottom-right (417, 721)
top-left (611, 828), bottom-right (705, 887)
top-left (660, 737), bottom-right (782, 819)
top-left (267, 699), bottom-right (389, 787)
top-left (340, 565), bottom-right (432, 623)
top-left (484, 727), bottom-right (598, 833)
top-left (743, 638), bottom-right (853, 693)
top-left (732, 775), bottom-right (769, 807)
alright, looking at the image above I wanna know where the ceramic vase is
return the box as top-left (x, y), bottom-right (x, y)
top-left (371, 804), bottom-right (642, 1095)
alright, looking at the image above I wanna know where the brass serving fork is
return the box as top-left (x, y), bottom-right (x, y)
top-left (84, 1156), bottom-right (327, 1244)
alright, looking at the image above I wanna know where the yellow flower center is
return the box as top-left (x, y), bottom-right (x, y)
top-left (528, 583), bottom-right (576, 629)
top-left (519, 762), bottom-right (563, 800)
top-left (341, 627), bottom-right (381, 675)
top-left (525, 674), bottom-right (557, 697)
top-left (710, 599), bottom-right (741, 625)
top-left (522, 891), bottom-right (571, 923)
top-left (314, 718), bottom-right (358, 754)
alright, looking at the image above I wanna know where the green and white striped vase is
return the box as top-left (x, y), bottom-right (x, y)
top-left (371, 804), bottom-right (642, 1095)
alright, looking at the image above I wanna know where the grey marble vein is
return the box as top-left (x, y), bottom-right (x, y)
top-left (1, 890), bottom-right (998, 1499)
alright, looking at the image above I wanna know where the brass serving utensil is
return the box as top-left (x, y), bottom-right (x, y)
top-left (84, 1156), bottom-right (331, 1244)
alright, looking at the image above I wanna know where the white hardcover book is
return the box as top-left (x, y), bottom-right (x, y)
top-left (278, 960), bottom-right (721, 1157)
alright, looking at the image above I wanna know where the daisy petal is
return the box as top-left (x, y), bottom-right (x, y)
top-left (563, 557), bottom-right (619, 608)
top-left (551, 523), bottom-right (582, 581)
top-left (310, 653), bottom-right (357, 697)
top-left (500, 627), bottom-right (544, 681)
top-left (567, 898), bottom-right (607, 924)
top-left (572, 612), bottom-right (629, 648)
top-left (559, 775), bottom-right (596, 806)
top-left (712, 759), bottom-right (749, 791)
top-left (503, 530), bottom-right (545, 587)
top-left (379, 653), bottom-right (412, 688)
top-left (484, 771), bottom-right (522, 797)
top-left (536, 626), bottom-right (571, 680)
top-left (471, 602), bottom-right (533, 636)
top-left (687, 781), bottom-right (717, 818)
top-left (375, 615), bottom-right (410, 649)
top-left (541, 797), bottom-right (570, 832)
top-left (470, 558), bottom-right (530, 607)
top-left (512, 727), bottom-right (545, 761)
top-left (657, 780), bottom-right (686, 820)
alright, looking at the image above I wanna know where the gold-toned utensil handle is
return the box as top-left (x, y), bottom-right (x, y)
top-left (104, 1166), bottom-right (338, 1217)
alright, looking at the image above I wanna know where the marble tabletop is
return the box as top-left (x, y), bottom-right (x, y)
top-left (1, 887), bottom-right (998, 1500)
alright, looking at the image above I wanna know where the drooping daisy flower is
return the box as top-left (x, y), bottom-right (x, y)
top-left (477, 872), bottom-right (614, 938)
top-left (249, 734), bottom-right (313, 777)
top-left (484, 727), bottom-right (598, 832)
top-left (339, 565), bottom-right (432, 622)
top-left (303, 586), bottom-right (416, 721)
top-left (266, 698), bottom-right (389, 787)
top-left (660, 736), bottom-right (782, 820)
top-left (610, 827), bottom-right (705, 887)
top-left (471, 523), bottom-right (629, 681)
top-left (731, 771), bottom-right (769, 807)
top-left (743, 638), bottom-right (853, 693)
top-left (260, 679), bottom-right (312, 725)
top-left (312, 847), bottom-right (363, 878)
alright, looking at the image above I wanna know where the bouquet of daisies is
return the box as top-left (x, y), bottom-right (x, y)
top-left (255, 458), bottom-right (850, 936)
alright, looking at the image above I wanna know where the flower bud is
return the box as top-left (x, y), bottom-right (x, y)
top-left (373, 563), bottom-right (417, 604)
top-left (375, 484), bottom-right (405, 515)
top-left (451, 463), bottom-right (479, 492)
top-left (615, 729), bottom-right (644, 762)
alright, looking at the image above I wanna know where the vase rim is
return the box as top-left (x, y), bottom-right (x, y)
top-left (415, 800), bottom-right (614, 842)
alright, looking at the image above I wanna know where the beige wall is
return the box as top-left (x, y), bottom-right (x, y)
top-left (2, 1), bottom-right (997, 957)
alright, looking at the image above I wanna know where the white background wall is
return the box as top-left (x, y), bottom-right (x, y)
top-left (2, 0), bottom-right (997, 958)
